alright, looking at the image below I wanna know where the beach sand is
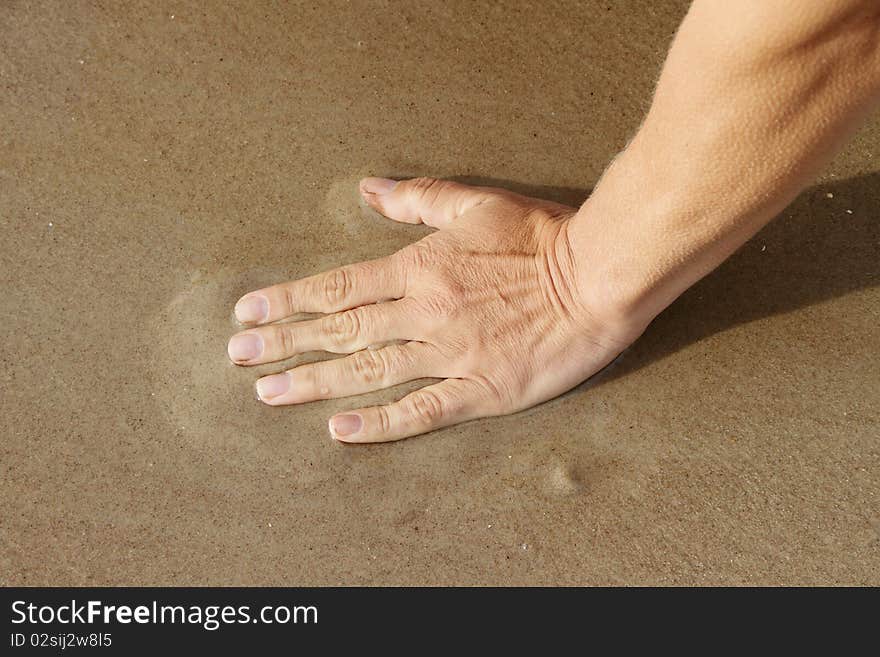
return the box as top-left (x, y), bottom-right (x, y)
top-left (2, 0), bottom-right (878, 585)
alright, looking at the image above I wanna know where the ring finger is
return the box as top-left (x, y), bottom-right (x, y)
top-left (255, 341), bottom-right (439, 405)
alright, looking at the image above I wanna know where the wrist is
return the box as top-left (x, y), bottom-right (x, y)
top-left (565, 143), bottom-right (722, 336)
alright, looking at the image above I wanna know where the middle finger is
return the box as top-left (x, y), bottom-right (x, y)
top-left (227, 298), bottom-right (418, 365)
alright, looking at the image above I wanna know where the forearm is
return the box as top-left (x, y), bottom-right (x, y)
top-left (570, 0), bottom-right (880, 331)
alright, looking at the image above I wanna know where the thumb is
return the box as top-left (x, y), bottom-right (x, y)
top-left (360, 176), bottom-right (492, 229)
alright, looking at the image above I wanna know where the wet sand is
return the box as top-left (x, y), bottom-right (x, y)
top-left (2, 1), bottom-right (878, 585)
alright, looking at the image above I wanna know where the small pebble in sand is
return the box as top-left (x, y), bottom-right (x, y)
top-left (78, 59), bottom-right (84, 64)
top-left (48, 222), bottom-right (53, 228)
top-left (845, 209), bottom-right (853, 214)
top-left (825, 192), bottom-right (834, 198)
top-left (521, 543), bottom-right (528, 551)
top-left (761, 245), bottom-right (766, 252)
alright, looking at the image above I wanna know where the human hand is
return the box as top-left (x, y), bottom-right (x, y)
top-left (227, 177), bottom-right (645, 443)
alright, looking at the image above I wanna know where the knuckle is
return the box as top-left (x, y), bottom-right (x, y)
top-left (321, 268), bottom-right (352, 307)
top-left (400, 240), bottom-right (436, 270)
top-left (375, 406), bottom-right (393, 434)
top-left (407, 390), bottom-right (446, 427)
top-left (276, 325), bottom-right (297, 354)
top-left (323, 309), bottom-right (360, 344)
top-left (283, 286), bottom-right (296, 316)
top-left (352, 349), bottom-right (388, 384)
top-left (410, 176), bottom-right (444, 200)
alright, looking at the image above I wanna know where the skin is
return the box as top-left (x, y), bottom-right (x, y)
top-left (228, 0), bottom-right (880, 443)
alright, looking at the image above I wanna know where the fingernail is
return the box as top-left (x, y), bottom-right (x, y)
top-left (256, 372), bottom-right (291, 401)
top-left (329, 413), bottom-right (363, 438)
top-left (234, 295), bottom-right (268, 323)
top-left (227, 333), bottom-right (263, 362)
top-left (361, 177), bottom-right (397, 195)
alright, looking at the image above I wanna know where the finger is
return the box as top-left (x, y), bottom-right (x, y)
top-left (233, 256), bottom-right (403, 325)
top-left (360, 176), bottom-right (493, 229)
top-left (328, 378), bottom-right (489, 444)
top-left (254, 342), bottom-right (438, 405)
top-left (228, 299), bottom-right (417, 365)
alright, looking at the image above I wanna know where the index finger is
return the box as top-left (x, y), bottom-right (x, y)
top-left (234, 256), bottom-right (404, 324)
